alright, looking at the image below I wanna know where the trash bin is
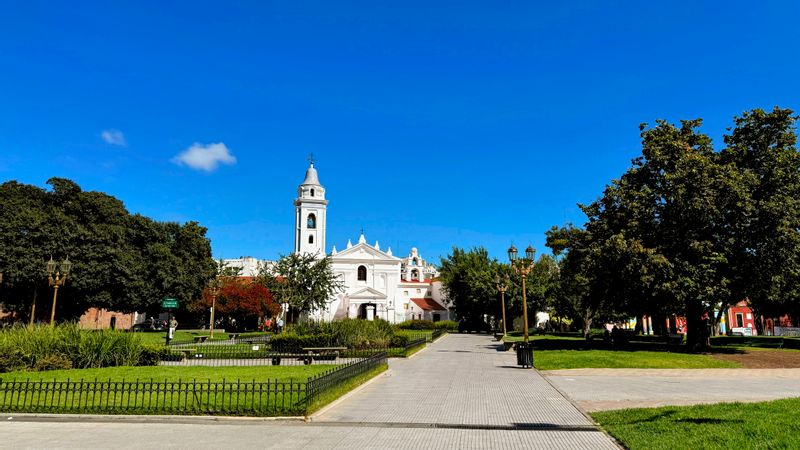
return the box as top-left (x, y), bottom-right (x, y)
top-left (516, 342), bottom-right (534, 368)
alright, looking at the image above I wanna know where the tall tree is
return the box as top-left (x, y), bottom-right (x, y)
top-left (0, 178), bottom-right (215, 321)
top-left (259, 253), bottom-right (344, 321)
top-left (720, 107), bottom-right (800, 325)
top-left (438, 247), bottom-right (498, 330)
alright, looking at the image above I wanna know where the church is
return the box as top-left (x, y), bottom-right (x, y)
top-left (293, 161), bottom-right (448, 324)
top-left (226, 161), bottom-right (449, 324)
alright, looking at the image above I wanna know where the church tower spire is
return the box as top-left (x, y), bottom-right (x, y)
top-left (294, 155), bottom-right (327, 257)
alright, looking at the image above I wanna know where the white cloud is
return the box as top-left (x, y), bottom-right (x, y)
top-left (171, 142), bottom-right (236, 172)
top-left (101, 129), bottom-right (127, 146)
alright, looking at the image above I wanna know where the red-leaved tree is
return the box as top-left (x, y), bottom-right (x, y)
top-left (197, 278), bottom-right (281, 330)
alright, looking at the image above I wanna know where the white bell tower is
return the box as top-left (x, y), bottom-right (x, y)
top-left (294, 156), bottom-right (327, 257)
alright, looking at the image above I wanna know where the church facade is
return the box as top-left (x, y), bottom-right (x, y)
top-left (294, 162), bottom-right (448, 324)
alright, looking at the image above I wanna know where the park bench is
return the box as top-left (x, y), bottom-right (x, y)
top-left (193, 336), bottom-right (209, 344)
top-left (228, 333), bottom-right (240, 340)
top-left (269, 347), bottom-right (348, 366)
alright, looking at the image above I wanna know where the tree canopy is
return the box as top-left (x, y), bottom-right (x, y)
top-left (546, 107), bottom-right (800, 349)
top-left (0, 178), bottom-right (215, 321)
top-left (259, 253), bottom-right (344, 321)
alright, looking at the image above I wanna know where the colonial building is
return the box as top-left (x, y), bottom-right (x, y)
top-left (292, 161), bottom-right (449, 323)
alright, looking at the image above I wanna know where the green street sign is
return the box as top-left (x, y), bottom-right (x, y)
top-left (161, 298), bottom-right (179, 309)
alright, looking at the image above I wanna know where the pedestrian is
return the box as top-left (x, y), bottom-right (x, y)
top-left (277, 316), bottom-right (284, 333)
top-left (265, 317), bottom-right (272, 333)
top-left (169, 316), bottom-right (178, 340)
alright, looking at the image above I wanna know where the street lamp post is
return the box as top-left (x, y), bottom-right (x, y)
top-left (509, 245), bottom-right (535, 369)
top-left (46, 256), bottom-right (72, 325)
top-left (508, 245), bottom-right (535, 343)
top-left (209, 277), bottom-right (221, 338)
top-left (495, 275), bottom-right (509, 338)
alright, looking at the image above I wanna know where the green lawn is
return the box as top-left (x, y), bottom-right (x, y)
top-left (0, 364), bottom-right (334, 383)
top-left (0, 364), bottom-right (375, 417)
top-left (134, 330), bottom-right (271, 345)
top-left (592, 397), bottom-right (800, 450)
top-left (534, 349), bottom-right (740, 370)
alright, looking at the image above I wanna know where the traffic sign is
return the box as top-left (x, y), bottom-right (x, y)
top-left (161, 298), bottom-right (179, 309)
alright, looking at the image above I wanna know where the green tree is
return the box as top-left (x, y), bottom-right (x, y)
top-left (720, 107), bottom-right (800, 326)
top-left (259, 253), bottom-right (344, 322)
top-left (0, 178), bottom-right (215, 321)
top-left (438, 247), bottom-right (498, 330)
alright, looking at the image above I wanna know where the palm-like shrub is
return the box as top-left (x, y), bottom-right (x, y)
top-left (0, 323), bottom-right (148, 372)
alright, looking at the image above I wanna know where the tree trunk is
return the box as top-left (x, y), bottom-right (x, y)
top-left (634, 316), bottom-right (644, 335)
top-left (685, 300), bottom-right (710, 352)
top-left (582, 316), bottom-right (593, 339)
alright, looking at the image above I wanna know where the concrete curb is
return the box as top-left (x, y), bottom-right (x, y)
top-left (540, 371), bottom-right (626, 450)
top-left (308, 368), bottom-right (392, 421)
top-left (1, 413), bottom-right (306, 425)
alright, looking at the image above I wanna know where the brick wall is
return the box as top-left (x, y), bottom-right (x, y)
top-left (78, 308), bottom-right (138, 330)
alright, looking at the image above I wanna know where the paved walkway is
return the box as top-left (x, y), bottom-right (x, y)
top-left (313, 333), bottom-right (618, 448)
top-left (0, 334), bottom-right (619, 449)
top-left (547, 368), bottom-right (800, 412)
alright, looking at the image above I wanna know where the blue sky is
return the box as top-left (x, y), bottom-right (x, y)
top-left (2, 1), bottom-right (799, 263)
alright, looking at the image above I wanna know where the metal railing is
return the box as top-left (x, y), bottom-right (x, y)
top-left (306, 352), bottom-right (387, 408)
top-left (0, 378), bottom-right (307, 416)
top-left (0, 353), bottom-right (388, 416)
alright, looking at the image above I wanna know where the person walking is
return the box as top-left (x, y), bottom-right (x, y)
top-left (277, 316), bottom-right (284, 334)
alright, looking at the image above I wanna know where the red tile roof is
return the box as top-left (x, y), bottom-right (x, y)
top-left (410, 298), bottom-right (447, 311)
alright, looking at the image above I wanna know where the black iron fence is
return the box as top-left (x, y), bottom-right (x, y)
top-left (306, 352), bottom-right (387, 409)
top-left (161, 346), bottom-right (360, 367)
top-left (0, 353), bottom-right (387, 416)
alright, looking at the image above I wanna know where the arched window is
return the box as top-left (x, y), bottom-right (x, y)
top-left (357, 265), bottom-right (367, 281)
top-left (411, 258), bottom-right (418, 266)
top-left (307, 213), bottom-right (317, 229)
top-left (411, 269), bottom-right (419, 281)
top-left (310, 188), bottom-right (315, 197)
top-left (308, 235), bottom-right (314, 244)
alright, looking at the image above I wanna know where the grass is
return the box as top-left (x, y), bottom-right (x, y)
top-left (134, 330), bottom-right (270, 345)
top-left (306, 363), bottom-right (388, 414)
top-left (592, 397), bottom-right (800, 450)
top-left (0, 364), bottom-right (335, 382)
top-left (534, 349), bottom-right (740, 370)
top-left (498, 333), bottom-right (741, 370)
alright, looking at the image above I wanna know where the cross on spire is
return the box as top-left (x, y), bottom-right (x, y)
top-left (308, 153), bottom-right (314, 166)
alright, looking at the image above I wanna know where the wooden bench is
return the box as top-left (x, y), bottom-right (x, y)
top-left (228, 333), bottom-right (240, 340)
top-left (193, 336), bottom-right (209, 343)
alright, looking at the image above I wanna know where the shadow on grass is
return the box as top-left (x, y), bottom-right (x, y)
top-left (609, 410), bottom-right (744, 426)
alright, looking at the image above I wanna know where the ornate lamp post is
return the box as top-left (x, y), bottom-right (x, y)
top-left (495, 275), bottom-right (509, 338)
top-left (508, 245), bottom-right (535, 343)
top-left (209, 276), bottom-right (221, 338)
top-left (509, 245), bottom-right (535, 368)
top-left (46, 256), bottom-right (72, 325)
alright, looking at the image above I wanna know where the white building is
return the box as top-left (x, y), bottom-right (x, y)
top-left (293, 161), bottom-right (449, 324)
top-left (221, 256), bottom-right (271, 277)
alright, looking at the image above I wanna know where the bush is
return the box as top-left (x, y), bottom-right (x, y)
top-left (434, 320), bottom-right (458, 332)
top-left (396, 320), bottom-right (436, 330)
top-left (0, 349), bottom-right (28, 373)
top-left (32, 354), bottom-right (73, 372)
top-left (270, 332), bottom-right (334, 351)
top-left (0, 323), bottom-right (151, 372)
top-left (390, 334), bottom-right (410, 347)
top-left (138, 345), bottom-right (170, 366)
top-left (287, 319), bottom-right (396, 349)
